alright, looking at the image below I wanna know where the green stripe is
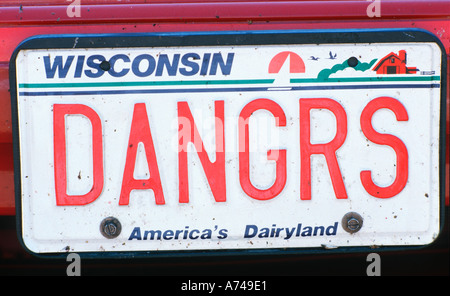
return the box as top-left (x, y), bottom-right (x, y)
top-left (19, 79), bottom-right (275, 89)
top-left (290, 76), bottom-right (441, 83)
top-left (18, 76), bottom-right (440, 89)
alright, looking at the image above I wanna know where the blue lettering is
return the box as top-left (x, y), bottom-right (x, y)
top-left (163, 229), bottom-right (174, 240)
top-left (84, 54), bottom-right (105, 78)
top-left (42, 52), bottom-right (234, 79)
top-left (189, 229), bottom-right (200, 239)
top-left (128, 227), bottom-right (142, 240)
top-left (209, 53), bottom-right (234, 75)
top-left (218, 229), bottom-right (228, 239)
top-left (326, 222), bottom-right (338, 235)
top-left (108, 54), bottom-right (130, 77)
top-left (156, 54), bottom-right (180, 76)
top-left (183, 226), bottom-right (189, 239)
top-left (313, 226), bottom-right (325, 236)
top-left (131, 54), bottom-right (155, 77)
top-left (144, 230), bottom-right (162, 240)
top-left (258, 228), bottom-right (270, 238)
top-left (285, 227), bottom-right (295, 240)
top-left (301, 226), bottom-right (312, 237)
top-left (243, 222), bottom-right (337, 240)
top-left (74, 55), bottom-right (85, 78)
top-left (200, 229), bottom-right (212, 239)
top-left (244, 225), bottom-right (258, 238)
top-left (179, 53), bottom-right (200, 76)
top-left (43, 55), bottom-right (74, 79)
top-left (200, 53), bottom-right (211, 76)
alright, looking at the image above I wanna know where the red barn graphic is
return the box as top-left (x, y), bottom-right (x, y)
top-left (372, 50), bottom-right (418, 74)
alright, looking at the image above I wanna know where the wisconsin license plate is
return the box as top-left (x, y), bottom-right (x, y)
top-left (10, 30), bottom-right (446, 257)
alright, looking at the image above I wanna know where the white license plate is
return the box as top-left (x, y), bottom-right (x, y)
top-left (11, 31), bottom-right (446, 256)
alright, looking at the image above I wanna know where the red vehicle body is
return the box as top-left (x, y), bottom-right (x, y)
top-left (0, 0), bottom-right (448, 275)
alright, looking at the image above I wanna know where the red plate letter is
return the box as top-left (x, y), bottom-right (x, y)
top-left (360, 97), bottom-right (409, 198)
top-left (239, 99), bottom-right (287, 200)
top-left (53, 104), bottom-right (104, 206)
top-left (300, 98), bottom-right (348, 200)
top-left (178, 100), bottom-right (226, 203)
top-left (119, 103), bottom-right (165, 205)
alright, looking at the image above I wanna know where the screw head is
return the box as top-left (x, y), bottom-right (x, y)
top-left (99, 60), bottom-right (111, 71)
top-left (347, 57), bottom-right (359, 68)
top-left (342, 212), bottom-right (363, 234)
top-left (100, 217), bottom-right (121, 239)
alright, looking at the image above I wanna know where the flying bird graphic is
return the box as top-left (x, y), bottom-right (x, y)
top-left (309, 56), bottom-right (319, 61)
top-left (328, 51), bottom-right (337, 59)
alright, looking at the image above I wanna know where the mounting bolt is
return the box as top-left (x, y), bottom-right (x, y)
top-left (342, 212), bottom-right (363, 234)
top-left (100, 217), bottom-right (121, 239)
top-left (99, 60), bottom-right (111, 71)
top-left (347, 57), bottom-right (359, 68)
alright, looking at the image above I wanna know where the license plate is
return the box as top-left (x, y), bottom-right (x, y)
top-left (10, 30), bottom-right (446, 257)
